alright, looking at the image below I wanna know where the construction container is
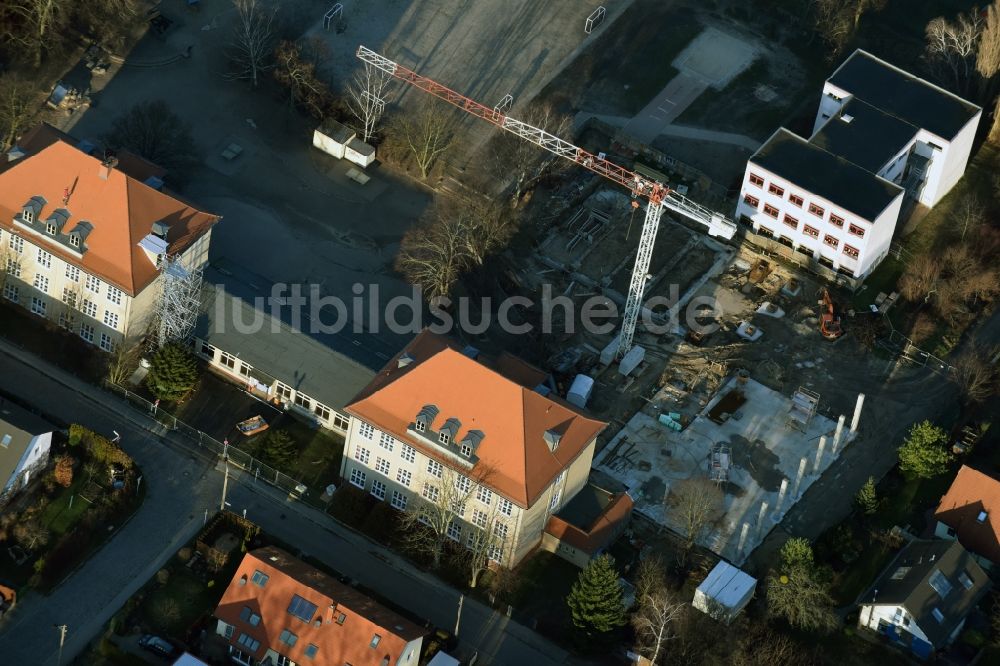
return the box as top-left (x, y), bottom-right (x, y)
top-left (692, 561), bottom-right (757, 624)
top-left (567, 374), bottom-right (594, 409)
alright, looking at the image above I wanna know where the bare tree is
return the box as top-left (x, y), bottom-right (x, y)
top-left (273, 39), bottom-right (333, 119)
top-left (898, 253), bottom-right (941, 302)
top-left (731, 623), bottom-right (815, 666)
top-left (766, 565), bottom-right (839, 633)
top-left (484, 102), bottom-right (573, 202)
top-left (395, 212), bottom-right (470, 301)
top-left (813, 0), bottom-right (885, 60)
top-left (978, 1), bottom-right (1000, 85)
top-left (0, 75), bottom-right (38, 151)
top-left (103, 100), bottom-right (200, 185)
top-left (396, 465), bottom-right (495, 570)
top-left (105, 340), bottom-right (139, 386)
top-left (667, 478), bottom-right (724, 563)
top-left (991, 97), bottom-right (1000, 145)
top-left (951, 344), bottom-right (1000, 403)
top-left (0, 241), bottom-right (15, 296)
top-left (631, 555), bottom-right (685, 664)
top-left (448, 196), bottom-right (517, 267)
top-left (346, 61), bottom-right (393, 143)
top-left (926, 11), bottom-right (983, 94)
top-left (13, 519), bottom-right (50, 549)
top-left (1, 0), bottom-right (69, 66)
top-left (228, 0), bottom-right (277, 88)
top-left (390, 101), bottom-right (454, 179)
top-left (461, 501), bottom-right (508, 588)
top-left (55, 280), bottom-right (81, 332)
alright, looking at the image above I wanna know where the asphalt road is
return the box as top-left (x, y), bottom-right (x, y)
top-left (0, 340), bottom-right (572, 665)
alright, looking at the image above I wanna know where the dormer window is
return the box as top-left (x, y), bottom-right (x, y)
top-left (414, 404), bottom-right (439, 434)
top-left (69, 235), bottom-right (80, 248)
top-left (46, 222), bottom-right (56, 235)
top-left (439, 431), bottom-right (450, 445)
top-left (22, 209), bottom-right (34, 223)
top-left (460, 444), bottom-right (472, 457)
top-left (439, 417), bottom-right (461, 446)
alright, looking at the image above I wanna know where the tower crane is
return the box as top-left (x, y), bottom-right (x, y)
top-left (356, 45), bottom-right (737, 359)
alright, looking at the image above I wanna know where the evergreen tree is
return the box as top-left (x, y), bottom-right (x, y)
top-left (898, 421), bottom-right (951, 479)
top-left (259, 430), bottom-right (298, 470)
top-left (146, 343), bottom-right (199, 402)
top-left (566, 554), bottom-right (626, 636)
top-left (855, 476), bottom-right (879, 515)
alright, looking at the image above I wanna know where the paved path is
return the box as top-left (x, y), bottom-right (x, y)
top-left (622, 73), bottom-right (708, 143)
top-left (577, 111), bottom-right (761, 151)
top-left (0, 340), bottom-right (574, 665)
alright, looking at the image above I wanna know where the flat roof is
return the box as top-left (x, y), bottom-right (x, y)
top-left (810, 98), bottom-right (918, 173)
top-left (829, 50), bottom-right (980, 140)
top-left (750, 129), bottom-right (903, 221)
top-left (556, 481), bottom-right (613, 530)
top-left (195, 261), bottom-right (409, 411)
top-left (697, 561), bottom-right (757, 608)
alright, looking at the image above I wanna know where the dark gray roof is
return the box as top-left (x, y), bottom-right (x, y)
top-left (810, 98), bottom-right (918, 173)
top-left (864, 540), bottom-right (991, 646)
top-left (195, 262), bottom-right (410, 411)
top-left (829, 50), bottom-right (980, 140)
top-left (751, 129), bottom-right (903, 221)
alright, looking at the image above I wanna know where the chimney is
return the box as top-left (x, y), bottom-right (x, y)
top-left (151, 220), bottom-right (171, 240)
top-left (397, 353), bottom-right (415, 369)
top-left (99, 150), bottom-right (118, 180)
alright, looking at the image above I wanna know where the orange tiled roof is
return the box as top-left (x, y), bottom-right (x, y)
top-left (935, 465), bottom-right (1000, 565)
top-left (0, 138), bottom-right (218, 296)
top-left (216, 547), bottom-right (426, 666)
top-left (346, 331), bottom-right (607, 507)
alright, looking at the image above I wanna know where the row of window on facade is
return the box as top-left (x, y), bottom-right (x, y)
top-left (746, 174), bottom-right (868, 236)
top-left (743, 195), bottom-right (861, 259)
top-left (3, 284), bottom-right (118, 350)
top-left (2, 230), bottom-right (124, 303)
top-left (347, 466), bottom-right (509, 562)
top-left (199, 342), bottom-right (350, 431)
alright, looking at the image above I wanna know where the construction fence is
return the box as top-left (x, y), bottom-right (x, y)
top-left (103, 382), bottom-right (309, 498)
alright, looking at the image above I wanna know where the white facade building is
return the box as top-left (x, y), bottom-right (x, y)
top-left (0, 405), bottom-right (53, 507)
top-left (0, 125), bottom-right (219, 350)
top-left (736, 50), bottom-right (981, 279)
top-left (341, 331), bottom-right (606, 568)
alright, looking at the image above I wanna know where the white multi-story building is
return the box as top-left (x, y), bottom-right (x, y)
top-left (0, 124), bottom-right (219, 350)
top-left (340, 331), bottom-right (607, 568)
top-left (736, 49), bottom-right (981, 279)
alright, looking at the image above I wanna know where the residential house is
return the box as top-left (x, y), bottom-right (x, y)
top-left (735, 49), bottom-right (980, 279)
top-left (934, 465), bottom-right (1000, 569)
top-left (0, 402), bottom-right (53, 508)
top-left (0, 123), bottom-right (220, 351)
top-left (192, 261), bottom-right (408, 434)
top-left (215, 546), bottom-right (427, 666)
top-left (540, 478), bottom-right (633, 568)
top-left (858, 539), bottom-right (990, 659)
top-left (341, 330), bottom-right (608, 568)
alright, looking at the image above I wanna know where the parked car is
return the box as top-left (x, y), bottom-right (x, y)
top-left (138, 634), bottom-right (177, 658)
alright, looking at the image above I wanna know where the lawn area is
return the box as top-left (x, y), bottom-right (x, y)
top-left (507, 551), bottom-right (582, 629)
top-left (849, 256), bottom-right (905, 312)
top-left (279, 417), bottom-right (345, 490)
top-left (39, 475), bottom-right (92, 537)
top-left (138, 567), bottom-right (223, 637)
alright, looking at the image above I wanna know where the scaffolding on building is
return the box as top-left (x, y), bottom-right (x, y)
top-left (787, 387), bottom-right (820, 432)
top-left (154, 255), bottom-right (203, 348)
top-left (710, 443), bottom-right (731, 484)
